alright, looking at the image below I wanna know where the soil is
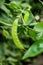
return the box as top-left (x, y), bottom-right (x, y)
top-left (29, 54), bottom-right (43, 65)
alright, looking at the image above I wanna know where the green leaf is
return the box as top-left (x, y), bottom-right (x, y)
top-left (12, 18), bottom-right (24, 49)
top-left (1, 5), bottom-right (11, 16)
top-left (9, 1), bottom-right (21, 9)
top-left (36, 32), bottom-right (43, 40)
top-left (22, 39), bottom-right (43, 59)
top-left (0, 13), bottom-right (13, 24)
top-left (34, 22), bottom-right (43, 32)
top-left (7, 57), bottom-right (18, 62)
top-left (29, 29), bottom-right (37, 41)
top-left (0, 0), bottom-right (5, 8)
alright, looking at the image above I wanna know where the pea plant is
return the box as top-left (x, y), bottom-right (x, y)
top-left (0, 0), bottom-right (43, 65)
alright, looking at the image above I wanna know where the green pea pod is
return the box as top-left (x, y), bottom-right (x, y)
top-left (12, 18), bottom-right (24, 49)
top-left (3, 29), bottom-right (9, 39)
top-left (23, 11), bottom-right (34, 25)
top-left (23, 11), bottom-right (29, 25)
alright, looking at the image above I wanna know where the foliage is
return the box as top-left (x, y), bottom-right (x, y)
top-left (0, 0), bottom-right (43, 65)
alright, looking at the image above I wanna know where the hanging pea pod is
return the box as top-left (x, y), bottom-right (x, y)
top-left (12, 18), bottom-right (24, 50)
top-left (3, 29), bottom-right (9, 39)
top-left (23, 11), bottom-right (29, 25)
top-left (23, 11), bottom-right (34, 25)
top-left (23, 11), bottom-right (35, 36)
top-left (23, 11), bottom-right (29, 35)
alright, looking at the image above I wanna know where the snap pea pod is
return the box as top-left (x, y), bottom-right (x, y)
top-left (23, 11), bottom-right (34, 25)
top-left (3, 29), bottom-right (9, 39)
top-left (12, 18), bottom-right (24, 50)
top-left (23, 11), bottom-right (29, 25)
